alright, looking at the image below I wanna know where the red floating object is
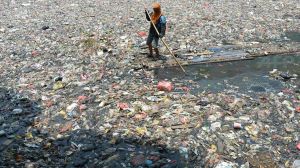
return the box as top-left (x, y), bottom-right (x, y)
top-left (118, 103), bottom-right (129, 110)
top-left (157, 81), bottom-right (173, 92)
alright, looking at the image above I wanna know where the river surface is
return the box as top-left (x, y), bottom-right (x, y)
top-left (155, 54), bottom-right (300, 94)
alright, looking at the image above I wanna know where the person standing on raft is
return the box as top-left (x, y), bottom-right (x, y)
top-left (145, 2), bottom-right (167, 60)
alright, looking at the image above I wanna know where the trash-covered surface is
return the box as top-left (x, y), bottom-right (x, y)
top-left (0, 0), bottom-right (300, 167)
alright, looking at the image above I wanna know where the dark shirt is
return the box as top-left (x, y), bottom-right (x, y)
top-left (145, 10), bottom-right (167, 37)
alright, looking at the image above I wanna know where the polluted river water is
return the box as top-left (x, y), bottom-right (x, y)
top-left (153, 53), bottom-right (300, 167)
top-left (155, 54), bottom-right (300, 94)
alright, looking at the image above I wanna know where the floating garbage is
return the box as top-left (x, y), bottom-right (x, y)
top-left (0, 0), bottom-right (299, 167)
top-left (157, 81), bottom-right (173, 92)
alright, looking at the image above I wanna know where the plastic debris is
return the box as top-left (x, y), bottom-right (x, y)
top-left (137, 31), bottom-right (147, 37)
top-left (215, 161), bottom-right (235, 168)
top-left (293, 160), bottom-right (300, 168)
top-left (0, 0), bottom-right (299, 167)
top-left (117, 103), bottom-right (129, 110)
top-left (145, 160), bottom-right (153, 166)
top-left (297, 143), bottom-right (300, 150)
top-left (179, 146), bottom-right (188, 159)
top-left (131, 154), bottom-right (145, 166)
top-left (296, 107), bottom-right (300, 113)
top-left (53, 81), bottom-right (65, 91)
top-left (233, 122), bottom-right (242, 129)
top-left (157, 81), bottom-right (173, 92)
top-left (59, 122), bottom-right (73, 133)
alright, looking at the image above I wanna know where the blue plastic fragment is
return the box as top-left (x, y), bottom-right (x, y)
top-left (145, 159), bottom-right (153, 166)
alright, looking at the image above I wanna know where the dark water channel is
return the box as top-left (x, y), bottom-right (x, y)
top-left (155, 54), bottom-right (300, 94)
top-left (285, 31), bottom-right (300, 42)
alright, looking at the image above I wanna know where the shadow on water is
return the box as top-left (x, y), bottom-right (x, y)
top-left (1, 129), bottom-right (187, 167)
top-left (0, 87), bottom-right (188, 167)
top-left (38, 130), bottom-right (185, 167)
top-left (155, 54), bottom-right (300, 93)
top-left (0, 87), bottom-right (41, 162)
